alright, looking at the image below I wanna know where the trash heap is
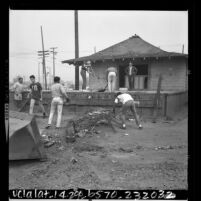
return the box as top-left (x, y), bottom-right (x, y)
top-left (65, 108), bottom-right (115, 142)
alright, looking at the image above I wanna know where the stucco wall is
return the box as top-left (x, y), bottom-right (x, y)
top-left (89, 61), bottom-right (119, 90)
top-left (149, 58), bottom-right (187, 91)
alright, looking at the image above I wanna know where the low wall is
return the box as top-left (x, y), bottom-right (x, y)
top-left (9, 90), bottom-right (188, 119)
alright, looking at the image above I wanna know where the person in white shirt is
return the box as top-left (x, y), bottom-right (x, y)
top-left (46, 76), bottom-right (70, 129)
top-left (113, 92), bottom-right (142, 129)
top-left (13, 76), bottom-right (24, 108)
top-left (106, 67), bottom-right (117, 92)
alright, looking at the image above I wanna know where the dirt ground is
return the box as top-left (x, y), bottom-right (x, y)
top-left (9, 107), bottom-right (188, 190)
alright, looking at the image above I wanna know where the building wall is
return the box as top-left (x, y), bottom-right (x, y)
top-left (149, 58), bottom-right (187, 91)
top-left (89, 57), bottom-right (187, 91)
top-left (89, 61), bottom-right (119, 90)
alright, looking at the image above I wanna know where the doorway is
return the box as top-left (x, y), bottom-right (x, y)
top-left (118, 64), bottom-right (148, 90)
top-left (119, 66), bottom-right (126, 88)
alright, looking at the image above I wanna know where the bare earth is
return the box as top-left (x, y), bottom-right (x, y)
top-left (9, 108), bottom-right (187, 190)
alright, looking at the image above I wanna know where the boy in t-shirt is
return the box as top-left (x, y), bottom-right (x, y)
top-left (28, 75), bottom-right (47, 117)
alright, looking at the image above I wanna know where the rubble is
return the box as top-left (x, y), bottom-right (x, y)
top-left (119, 147), bottom-right (133, 153)
top-left (58, 146), bottom-right (65, 151)
top-left (154, 145), bottom-right (174, 150)
top-left (65, 108), bottom-right (116, 141)
top-left (44, 141), bottom-right (55, 148)
top-left (70, 157), bottom-right (78, 164)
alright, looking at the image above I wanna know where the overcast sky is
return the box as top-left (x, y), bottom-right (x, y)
top-left (9, 10), bottom-right (188, 83)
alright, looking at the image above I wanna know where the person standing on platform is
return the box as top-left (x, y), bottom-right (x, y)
top-left (125, 62), bottom-right (137, 90)
top-left (46, 76), bottom-right (70, 129)
top-left (28, 75), bottom-right (47, 118)
top-left (80, 65), bottom-right (88, 90)
top-left (106, 66), bottom-right (117, 92)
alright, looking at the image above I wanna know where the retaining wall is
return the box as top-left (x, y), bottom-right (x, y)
top-left (9, 90), bottom-right (188, 119)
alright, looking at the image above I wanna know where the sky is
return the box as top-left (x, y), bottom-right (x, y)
top-left (9, 10), bottom-right (188, 83)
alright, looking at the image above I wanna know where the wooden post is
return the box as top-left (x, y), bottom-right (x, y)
top-left (152, 74), bottom-right (162, 123)
top-left (40, 26), bottom-right (47, 90)
top-left (50, 47), bottom-right (57, 82)
top-left (74, 10), bottom-right (79, 90)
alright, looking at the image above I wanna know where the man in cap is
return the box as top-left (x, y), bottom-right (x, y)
top-left (113, 92), bottom-right (142, 129)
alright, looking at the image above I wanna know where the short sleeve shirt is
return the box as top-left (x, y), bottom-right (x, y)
top-left (114, 93), bottom-right (134, 104)
top-left (30, 82), bottom-right (42, 100)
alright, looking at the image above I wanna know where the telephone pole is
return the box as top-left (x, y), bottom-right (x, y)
top-left (74, 10), bottom-right (79, 90)
top-left (38, 50), bottom-right (49, 88)
top-left (40, 26), bottom-right (47, 90)
top-left (182, 44), bottom-right (184, 54)
top-left (38, 62), bottom-right (40, 82)
top-left (50, 47), bottom-right (58, 81)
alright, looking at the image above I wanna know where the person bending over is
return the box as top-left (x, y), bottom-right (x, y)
top-left (113, 92), bottom-right (142, 129)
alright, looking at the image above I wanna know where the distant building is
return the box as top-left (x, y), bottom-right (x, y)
top-left (62, 35), bottom-right (188, 91)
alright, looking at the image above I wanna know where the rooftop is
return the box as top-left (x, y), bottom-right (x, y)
top-left (62, 34), bottom-right (188, 65)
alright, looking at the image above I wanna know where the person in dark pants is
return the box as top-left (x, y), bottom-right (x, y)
top-left (80, 65), bottom-right (88, 90)
top-left (113, 92), bottom-right (142, 129)
top-left (125, 62), bottom-right (137, 90)
top-left (28, 75), bottom-right (47, 118)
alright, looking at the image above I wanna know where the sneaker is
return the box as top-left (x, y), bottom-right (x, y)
top-left (139, 125), bottom-right (143, 129)
top-left (122, 124), bottom-right (126, 129)
top-left (45, 125), bottom-right (51, 129)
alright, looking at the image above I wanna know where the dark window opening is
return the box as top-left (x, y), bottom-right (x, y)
top-left (119, 64), bottom-right (148, 90)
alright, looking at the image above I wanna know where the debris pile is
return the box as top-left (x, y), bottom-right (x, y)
top-left (41, 132), bottom-right (64, 150)
top-left (65, 108), bottom-right (116, 142)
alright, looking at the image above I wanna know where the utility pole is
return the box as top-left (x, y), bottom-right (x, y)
top-left (38, 50), bottom-right (49, 88)
top-left (74, 10), bottom-right (79, 90)
top-left (182, 44), bottom-right (184, 54)
top-left (40, 26), bottom-right (47, 90)
top-left (50, 47), bottom-right (58, 81)
top-left (38, 62), bottom-right (40, 82)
